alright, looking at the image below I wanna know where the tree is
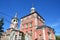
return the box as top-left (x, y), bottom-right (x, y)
top-left (0, 18), bottom-right (4, 39)
top-left (21, 33), bottom-right (25, 40)
top-left (56, 36), bottom-right (60, 40)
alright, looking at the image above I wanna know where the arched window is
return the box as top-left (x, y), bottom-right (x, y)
top-left (48, 32), bottom-right (52, 40)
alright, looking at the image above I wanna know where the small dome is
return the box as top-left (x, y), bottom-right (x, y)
top-left (31, 7), bottom-right (35, 10)
top-left (30, 7), bottom-right (35, 13)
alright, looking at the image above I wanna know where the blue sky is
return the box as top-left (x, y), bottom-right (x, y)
top-left (0, 0), bottom-right (60, 35)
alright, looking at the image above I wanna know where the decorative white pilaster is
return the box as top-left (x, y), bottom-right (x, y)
top-left (43, 28), bottom-right (46, 40)
top-left (54, 34), bottom-right (56, 40)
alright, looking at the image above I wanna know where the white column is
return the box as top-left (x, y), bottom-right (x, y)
top-left (43, 28), bottom-right (46, 40)
top-left (35, 17), bottom-right (38, 26)
top-left (54, 34), bottom-right (56, 40)
top-left (35, 32), bottom-right (37, 39)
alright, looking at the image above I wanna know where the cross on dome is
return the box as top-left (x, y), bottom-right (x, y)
top-left (15, 12), bottom-right (18, 18)
top-left (30, 4), bottom-right (36, 13)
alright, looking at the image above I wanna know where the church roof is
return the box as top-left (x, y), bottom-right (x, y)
top-left (37, 25), bottom-right (54, 31)
top-left (12, 29), bottom-right (23, 33)
top-left (7, 28), bottom-right (24, 33)
top-left (20, 11), bottom-right (45, 21)
top-left (7, 28), bottom-right (14, 30)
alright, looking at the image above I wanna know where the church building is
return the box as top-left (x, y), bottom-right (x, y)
top-left (20, 6), bottom-right (56, 40)
top-left (0, 6), bottom-right (56, 40)
top-left (1, 13), bottom-right (24, 40)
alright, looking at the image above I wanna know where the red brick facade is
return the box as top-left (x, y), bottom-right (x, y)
top-left (20, 11), bottom-right (55, 40)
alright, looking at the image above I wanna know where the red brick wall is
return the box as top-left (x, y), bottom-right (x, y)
top-left (20, 13), bottom-right (55, 40)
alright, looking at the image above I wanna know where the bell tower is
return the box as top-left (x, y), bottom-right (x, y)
top-left (10, 12), bottom-right (18, 29)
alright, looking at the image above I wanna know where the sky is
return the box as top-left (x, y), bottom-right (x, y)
top-left (0, 0), bottom-right (60, 35)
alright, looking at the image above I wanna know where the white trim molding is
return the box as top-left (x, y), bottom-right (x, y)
top-left (43, 28), bottom-right (46, 40)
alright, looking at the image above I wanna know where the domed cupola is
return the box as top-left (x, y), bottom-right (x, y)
top-left (10, 12), bottom-right (18, 29)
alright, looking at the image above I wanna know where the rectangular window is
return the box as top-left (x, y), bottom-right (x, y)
top-left (30, 22), bottom-right (32, 27)
top-left (26, 23), bottom-right (28, 28)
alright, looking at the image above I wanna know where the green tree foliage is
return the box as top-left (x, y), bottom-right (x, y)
top-left (56, 36), bottom-right (60, 40)
top-left (21, 33), bottom-right (25, 40)
top-left (0, 18), bottom-right (4, 38)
